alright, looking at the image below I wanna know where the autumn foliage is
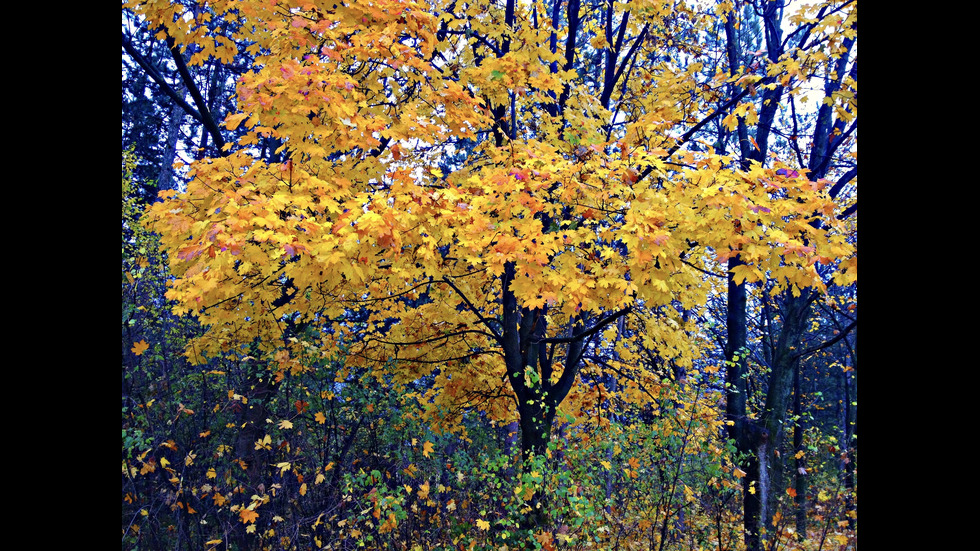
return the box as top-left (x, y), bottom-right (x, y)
top-left (123, 0), bottom-right (857, 549)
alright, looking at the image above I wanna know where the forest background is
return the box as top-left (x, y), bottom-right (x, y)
top-left (121, 1), bottom-right (858, 549)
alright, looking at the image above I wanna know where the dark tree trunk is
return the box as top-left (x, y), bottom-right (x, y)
top-left (842, 332), bottom-right (857, 529)
top-left (724, 257), bottom-right (770, 551)
top-left (721, 3), bottom-right (789, 542)
top-left (760, 290), bottom-right (813, 532)
top-left (793, 361), bottom-right (807, 538)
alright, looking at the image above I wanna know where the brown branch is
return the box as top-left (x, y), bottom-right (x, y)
top-left (793, 320), bottom-right (856, 360)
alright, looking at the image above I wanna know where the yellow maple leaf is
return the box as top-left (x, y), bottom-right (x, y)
top-left (278, 419), bottom-right (293, 430)
top-left (131, 340), bottom-right (149, 356)
top-left (422, 440), bottom-right (434, 458)
top-left (314, 412), bottom-right (326, 424)
top-left (476, 519), bottom-right (490, 530)
top-left (224, 112), bottom-right (249, 130)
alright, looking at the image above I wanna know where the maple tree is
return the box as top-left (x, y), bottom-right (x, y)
top-left (123, 0), bottom-right (857, 548)
top-left (707, 3), bottom-right (856, 548)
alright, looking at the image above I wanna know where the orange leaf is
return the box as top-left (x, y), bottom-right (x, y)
top-left (239, 508), bottom-right (259, 524)
top-left (131, 340), bottom-right (149, 356)
top-left (786, 487), bottom-right (797, 498)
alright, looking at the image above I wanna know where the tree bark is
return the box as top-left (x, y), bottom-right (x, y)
top-left (842, 332), bottom-right (857, 529)
top-left (793, 361), bottom-right (807, 538)
top-left (157, 83), bottom-right (185, 192)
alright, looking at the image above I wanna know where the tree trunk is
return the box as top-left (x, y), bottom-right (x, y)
top-left (843, 334), bottom-right (857, 529)
top-left (760, 290), bottom-right (813, 533)
top-left (157, 83), bottom-right (185, 192)
top-left (793, 361), bottom-right (807, 538)
top-left (724, 257), bottom-right (769, 551)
